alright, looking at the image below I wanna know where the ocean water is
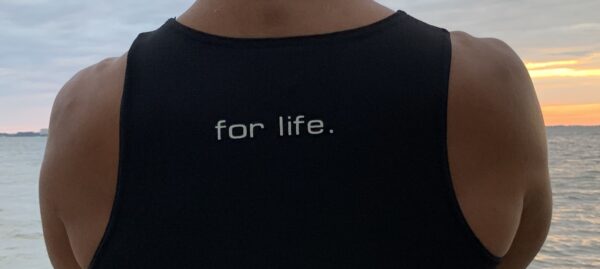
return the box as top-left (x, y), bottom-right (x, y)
top-left (0, 136), bottom-right (48, 268)
top-left (0, 127), bottom-right (599, 268)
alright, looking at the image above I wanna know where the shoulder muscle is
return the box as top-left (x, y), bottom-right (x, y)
top-left (39, 55), bottom-right (126, 268)
top-left (448, 30), bottom-right (551, 267)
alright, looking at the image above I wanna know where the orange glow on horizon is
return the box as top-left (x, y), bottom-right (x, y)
top-left (525, 60), bottom-right (579, 70)
top-left (542, 103), bottom-right (600, 126)
top-left (526, 57), bottom-right (600, 78)
top-left (529, 68), bottom-right (600, 78)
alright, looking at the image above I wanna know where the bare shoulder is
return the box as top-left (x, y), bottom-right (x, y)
top-left (42, 54), bottom-right (126, 205)
top-left (39, 54), bottom-right (127, 268)
top-left (448, 30), bottom-right (548, 192)
top-left (50, 55), bottom-right (127, 133)
top-left (447, 31), bottom-right (551, 267)
top-left (449, 31), bottom-right (531, 91)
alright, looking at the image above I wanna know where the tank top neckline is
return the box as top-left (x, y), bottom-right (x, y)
top-left (162, 10), bottom-right (406, 48)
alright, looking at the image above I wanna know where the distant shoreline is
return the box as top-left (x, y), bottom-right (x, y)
top-left (0, 128), bottom-right (48, 137)
top-left (0, 132), bottom-right (48, 137)
top-left (1, 125), bottom-right (598, 138)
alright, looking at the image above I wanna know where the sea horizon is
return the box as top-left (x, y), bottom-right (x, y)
top-left (1, 126), bottom-right (599, 268)
top-left (1, 125), bottom-right (599, 136)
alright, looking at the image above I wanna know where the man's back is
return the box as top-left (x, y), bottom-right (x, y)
top-left (39, 2), bottom-right (551, 268)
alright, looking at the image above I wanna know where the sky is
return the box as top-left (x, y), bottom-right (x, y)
top-left (0, 0), bottom-right (599, 132)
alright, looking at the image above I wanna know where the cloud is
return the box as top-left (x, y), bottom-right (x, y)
top-left (0, 0), bottom-right (194, 131)
top-left (0, 0), bottom-right (599, 131)
top-left (0, 0), bottom-right (194, 95)
top-left (526, 55), bottom-right (600, 78)
top-left (526, 60), bottom-right (579, 70)
top-left (529, 68), bottom-right (600, 78)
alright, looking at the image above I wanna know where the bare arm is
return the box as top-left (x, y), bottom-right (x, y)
top-left (478, 37), bottom-right (553, 269)
top-left (39, 181), bottom-right (80, 269)
top-left (449, 31), bottom-right (552, 268)
top-left (39, 56), bottom-right (126, 269)
top-left (499, 176), bottom-right (552, 268)
top-left (39, 69), bottom-right (90, 268)
top-left (492, 43), bottom-right (553, 266)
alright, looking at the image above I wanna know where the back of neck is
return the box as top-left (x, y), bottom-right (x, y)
top-left (176, 0), bottom-right (396, 38)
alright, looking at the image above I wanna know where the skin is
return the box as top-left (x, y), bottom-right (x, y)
top-left (39, 1), bottom-right (552, 268)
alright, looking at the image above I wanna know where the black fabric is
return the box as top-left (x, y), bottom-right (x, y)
top-left (89, 10), bottom-right (502, 268)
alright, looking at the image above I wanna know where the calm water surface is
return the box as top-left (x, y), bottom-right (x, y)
top-left (0, 126), bottom-right (599, 268)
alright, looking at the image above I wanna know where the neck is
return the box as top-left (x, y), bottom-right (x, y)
top-left (177, 0), bottom-right (395, 38)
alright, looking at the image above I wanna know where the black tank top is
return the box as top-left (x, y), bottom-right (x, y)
top-left (89, 10), bottom-right (502, 268)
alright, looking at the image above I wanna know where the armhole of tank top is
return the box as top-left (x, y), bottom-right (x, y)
top-left (440, 27), bottom-right (503, 265)
top-left (86, 33), bottom-right (143, 269)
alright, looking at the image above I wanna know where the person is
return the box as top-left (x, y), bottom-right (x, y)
top-left (39, 0), bottom-right (552, 268)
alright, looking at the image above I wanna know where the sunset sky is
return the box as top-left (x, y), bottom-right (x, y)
top-left (1, 0), bottom-right (599, 132)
